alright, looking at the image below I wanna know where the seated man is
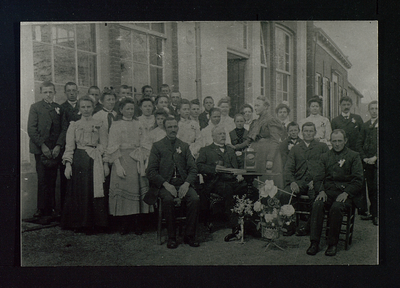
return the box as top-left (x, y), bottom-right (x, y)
top-left (196, 126), bottom-right (241, 233)
top-left (145, 117), bottom-right (200, 249)
top-left (306, 129), bottom-right (363, 256)
top-left (280, 122), bottom-right (329, 236)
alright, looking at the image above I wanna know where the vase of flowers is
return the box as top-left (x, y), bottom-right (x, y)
top-left (231, 194), bottom-right (254, 243)
top-left (253, 180), bottom-right (283, 240)
top-left (279, 204), bottom-right (296, 235)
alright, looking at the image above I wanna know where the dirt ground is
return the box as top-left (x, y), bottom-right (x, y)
top-left (21, 215), bottom-right (378, 266)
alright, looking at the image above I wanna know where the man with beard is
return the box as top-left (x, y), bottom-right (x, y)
top-left (145, 117), bottom-right (200, 249)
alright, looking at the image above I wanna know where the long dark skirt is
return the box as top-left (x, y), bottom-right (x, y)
top-left (61, 149), bottom-right (108, 229)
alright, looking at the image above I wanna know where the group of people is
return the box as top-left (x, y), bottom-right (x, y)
top-left (28, 80), bottom-right (378, 254)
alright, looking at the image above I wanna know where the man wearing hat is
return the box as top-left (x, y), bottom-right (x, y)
top-left (27, 81), bottom-right (64, 220)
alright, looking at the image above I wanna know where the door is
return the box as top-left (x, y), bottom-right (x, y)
top-left (227, 53), bottom-right (246, 116)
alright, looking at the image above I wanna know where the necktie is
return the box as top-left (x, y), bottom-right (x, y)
top-left (107, 112), bottom-right (115, 132)
top-left (344, 116), bottom-right (349, 120)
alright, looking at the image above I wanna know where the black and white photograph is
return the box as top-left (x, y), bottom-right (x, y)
top-left (20, 21), bottom-right (378, 266)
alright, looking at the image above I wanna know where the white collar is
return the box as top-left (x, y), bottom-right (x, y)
top-left (370, 117), bottom-right (378, 122)
top-left (122, 116), bottom-right (133, 121)
top-left (342, 112), bottom-right (351, 118)
top-left (304, 141), bottom-right (311, 147)
top-left (213, 142), bottom-right (224, 148)
top-left (68, 100), bottom-right (77, 106)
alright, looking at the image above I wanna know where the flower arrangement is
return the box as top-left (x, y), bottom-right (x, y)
top-left (279, 204), bottom-right (296, 234)
top-left (253, 180), bottom-right (282, 239)
top-left (231, 194), bottom-right (253, 243)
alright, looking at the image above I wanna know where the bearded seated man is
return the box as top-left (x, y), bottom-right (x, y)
top-left (306, 129), bottom-right (363, 257)
top-left (196, 126), bottom-right (244, 236)
top-left (278, 122), bottom-right (329, 236)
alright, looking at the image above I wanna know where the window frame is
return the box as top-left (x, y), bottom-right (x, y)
top-left (260, 23), bottom-right (268, 96)
top-left (118, 25), bottom-right (165, 95)
top-left (275, 25), bottom-right (293, 105)
top-left (32, 23), bottom-right (98, 90)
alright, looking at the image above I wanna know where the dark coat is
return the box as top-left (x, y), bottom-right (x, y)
top-left (198, 111), bottom-right (210, 130)
top-left (27, 100), bottom-right (63, 154)
top-left (59, 101), bottom-right (81, 146)
top-left (197, 143), bottom-right (238, 177)
top-left (229, 128), bottom-right (249, 151)
top-left (331, 113), bottom-right (363, 152)
top-left (283, 139), bottom-right (329, 188)
top-left (314, 147), bottom-right (364, 209)
top-left (93, 102), bottom-right (103, 114)
top-left (279, 137), bottom-right (304, 168)
top-left (145, 136), bottom-right (198, 205)
top-left (357, 118), bottom-right (378, 161)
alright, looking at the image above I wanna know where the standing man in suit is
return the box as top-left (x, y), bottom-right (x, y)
top-left (145, 117), bottom-right (200, 249)
top-left (28, 81), bottom-right (63, 219)
top-left (331, 96), bottom-right (364, 152)
top-left (88, 86), bottom-right (103, 114)
top-left (169, 91), bottom-right (182, 119)
top-left (358, 100), bottom-right (378, 226)
top-left (59, 82), bottom-right (81, 212)
top-left (331, 96), bottom-right (367, 217)
top-left (198, 96), bottom-right (215, 130)
top-left (306, 129), bottom-right (363, 256)
top-left (281, 122), bottom-right (329, 236)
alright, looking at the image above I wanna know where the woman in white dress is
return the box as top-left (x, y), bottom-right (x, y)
top-left (217, 97), bottom-right (235, 133)
top-left (298, 96), bottom-right (332, 148)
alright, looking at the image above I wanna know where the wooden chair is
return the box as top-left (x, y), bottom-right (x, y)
top-left (324, 203), bottom-right (356, 250)
top-left (157, 198), bottom-right (187, 245)
top-left (295, 195), bottom-right (313, 226)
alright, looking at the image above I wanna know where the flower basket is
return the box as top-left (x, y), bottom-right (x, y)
top-left (262, 226), bottom-right (280, 240)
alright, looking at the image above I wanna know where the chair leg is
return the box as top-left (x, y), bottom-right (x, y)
top-left (157, 199), bottom-right (162, 245)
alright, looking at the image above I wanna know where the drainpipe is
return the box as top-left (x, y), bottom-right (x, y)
top-left (195, 22), bottom-right (202, 107)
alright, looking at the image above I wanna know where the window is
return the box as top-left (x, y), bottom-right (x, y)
top-left (32, 24), bottom-right (97, 89)
top-left (275, 27), bottom-right (292, 104)
top-left (332, 73), bottom-right (339, 117)
top-left (260, 23), bottom-right (268, 96)
top-left (119, 27), bottom-right (164, 94)
top-left (315, 73), bottom-right (322, 96)
top-left (323, 77), bottom-right (330, 118)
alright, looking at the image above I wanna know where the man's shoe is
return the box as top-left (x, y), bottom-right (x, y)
top-left (306, 242), bottom-right (319, 255)
top-left (361, 214), bottom-right (373, 220)
top-left (296, 226), bottom-right (310, 236)
top-left (325, 245), bottom-right (337, 256)
top-left (33, 209), bottom-right (43, 218)
top-left (184, 236), bottom-right (200, 247)
top-left (373, 217), bottom-right (378, 226)
top-left (167, 238), bottom-right (179, 249)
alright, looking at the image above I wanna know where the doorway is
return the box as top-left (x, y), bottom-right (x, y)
top-left (227, 53), bottom-right (247, 116)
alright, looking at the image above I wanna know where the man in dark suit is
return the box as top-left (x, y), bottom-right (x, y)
top-left (88, 86), bottom-right (103, 114)
top-left (306, 129), bottom-right (363, 256)
top-left (198, 96), bottom-right (214, 130)
top-left (169, 91), bottom-right (182, 118)
top-left (58, 82), bottom-right (81, 212)
top-left (145, 117), bottom-right (200, 249)
top-left (281, 122), bottom-right (329, 236)
top-left (331, 96), bottom-right (367, 217)
top-left (331, 96), bottom-right (364, 152)
top-left (357, 100), bottom-right (378, 226)
top-left (27, 81), bottom-right (64, 219)
top-left (197, 126), bottom-right (241, 235)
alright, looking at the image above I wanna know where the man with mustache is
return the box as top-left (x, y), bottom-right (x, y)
top-left (145, 117), bottom-right (200, 249)
top-left (331, 96), bottom-right (367, 218)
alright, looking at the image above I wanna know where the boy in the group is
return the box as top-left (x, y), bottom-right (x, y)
top-left (27, 81), bottom-right (63, 220)
top-left (279, 122), bottom-right (304, 167)
top-left (176, 99), bottom-right (201, 156)
top-left (159, 84), bottom-right (170, 97)
top-left (229, 114), bottom-right (249, 168)
top-left (88, 86), bottom-right (103, 114)
top-left (190, 99), bottom-right (201, 124)
top-left (199, 96), bottom-right (215, 130)
top-left (170, 91), bottom-right (182, 117)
